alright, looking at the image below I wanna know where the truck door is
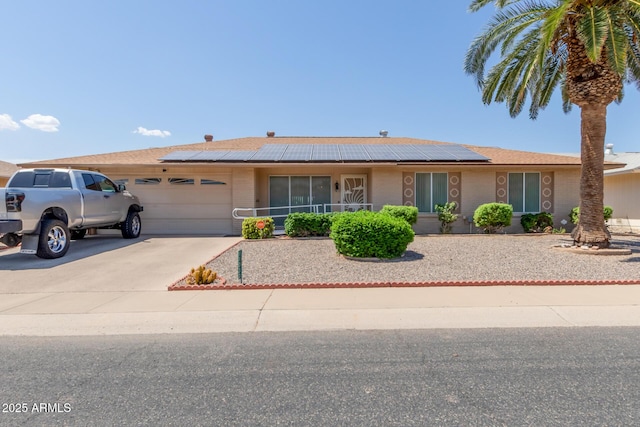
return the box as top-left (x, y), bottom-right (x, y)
top-left (80, 173), bottom-right (108, 225)
top-left (92, 174), bottom-right (123, 223)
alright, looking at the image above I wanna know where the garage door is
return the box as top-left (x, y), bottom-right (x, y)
top-left (115, 174), bottom-right (233, 235)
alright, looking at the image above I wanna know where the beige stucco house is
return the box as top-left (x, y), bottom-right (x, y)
top-left (0, 161), bottom-right (18, 187)
top-left (604, 149), bottom-right (640, 233)
top-left (20, 134), bottom-right (622, 235)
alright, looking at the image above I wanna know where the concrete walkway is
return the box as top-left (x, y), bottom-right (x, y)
top-left (1, 235), bottom-right (639, 336)
top-left (2, 285), bottom-right (640, 336)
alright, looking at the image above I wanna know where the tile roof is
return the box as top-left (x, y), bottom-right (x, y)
top-left (17, 136), bottom-right (611, 168)
top-left (0, 160), bottom-right (18, 178)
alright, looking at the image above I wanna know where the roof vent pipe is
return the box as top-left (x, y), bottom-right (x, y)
top-left (379, 130), bottom-right (388, 137)
top-left (605, 143), bottom-right (614, 155)
top-left (204, 134), bottom-right (213, 142)
top-left (267, 131), bottom-right (276, 137)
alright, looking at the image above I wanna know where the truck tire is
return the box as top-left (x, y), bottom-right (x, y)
top-left (36, 219), bottom-right (70, 259)
top-left (71, 229), bottom-right (87, 240)
top-left (121, 211), bottom-right (141, 239)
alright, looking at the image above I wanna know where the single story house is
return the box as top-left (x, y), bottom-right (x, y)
top-left (19, 133), bottom-right (625, 235)
top-left (603, 147), bottom-right (640, 233)
top-left (0, 161), bottom-right (18, 187)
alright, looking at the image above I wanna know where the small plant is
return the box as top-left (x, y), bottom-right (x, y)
top-left (379, 205), bottom-right (418, 225)
top-left (569, 206), bottom-right (614, 224)
top-left (434, 202), bottom-right (459, 234)
top-left (242, 217), bottom-right (275, 239)
top-left (520, 212), bottom-right (554, 233)
top-left (552, 227), bottom-right (566, 234)
top-left (284, 212), bottom-right (337, 237)
top-left (473, 203), bottom-right (513, 234)
top-left (330, 210), bottom-right (414, 259)
top-left (186, 265), bottom-right (217, 285)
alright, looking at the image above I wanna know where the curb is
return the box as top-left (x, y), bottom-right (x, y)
top-left (168, 279), bottom-right (640, 291)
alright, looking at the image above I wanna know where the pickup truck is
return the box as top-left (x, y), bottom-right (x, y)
top-left (0, 168), bottom-right (143, 259)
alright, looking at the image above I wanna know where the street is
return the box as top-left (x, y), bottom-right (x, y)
top-left (1, 327), bottom-right (640, 426)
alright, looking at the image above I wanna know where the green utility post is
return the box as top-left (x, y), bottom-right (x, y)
top-left (238, 249), bottom-right (243, 284)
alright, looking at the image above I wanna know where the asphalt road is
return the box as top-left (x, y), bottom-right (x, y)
top-left (1, 328), bottom-right (640, 426)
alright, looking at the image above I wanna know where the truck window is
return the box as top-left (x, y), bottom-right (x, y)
top-left (82, 174), bottom-right (101, 191)
top-left (7, 171), bottom-right (35, 187)
top-left (94, 175), bottom-right (116, 193)
top-left (49, 172), bottom-right (72, 188)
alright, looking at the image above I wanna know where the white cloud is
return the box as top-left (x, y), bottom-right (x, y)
top-left (0, 114), bottom-right (20, 131)
top-left (20, 114), bottom-right (61, 132)
top-left (133, 127), bottom-right (171, 138)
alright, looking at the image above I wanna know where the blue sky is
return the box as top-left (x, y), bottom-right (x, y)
top-left (1, 1), bottom-right (638, 164)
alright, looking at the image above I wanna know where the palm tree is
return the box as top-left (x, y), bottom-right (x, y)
top-left (465, 0), bottom-right (640, 248)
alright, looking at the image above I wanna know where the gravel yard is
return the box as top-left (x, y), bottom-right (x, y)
top-left (197, 234), bottom-right (640, 286)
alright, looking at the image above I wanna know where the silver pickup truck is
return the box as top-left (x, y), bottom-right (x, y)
top-left (0, 168), bottom-right (143, 259)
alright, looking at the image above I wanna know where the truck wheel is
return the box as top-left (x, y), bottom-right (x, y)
top-left (36, 219), bottom-right (70, 259)
top-left (121, 211), bottom-right (141, 239)
top-left (71, 229), bottom-right (87, 240)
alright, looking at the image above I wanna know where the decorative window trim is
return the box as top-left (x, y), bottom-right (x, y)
top-left (168, 178), bottom-right (195, 185)
top-left (200, 179), bottom-right (227, 185)
top-left (135, 178), bottom-right (162, 185)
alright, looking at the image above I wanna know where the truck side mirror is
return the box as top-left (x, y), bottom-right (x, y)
top-left (117, 184), bottom-right (126, 192)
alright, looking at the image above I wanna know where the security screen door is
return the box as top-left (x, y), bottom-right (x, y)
top-left (341, 175), bottom-right (367, 211)
top-left (269, 176), bottom-right (331, 225)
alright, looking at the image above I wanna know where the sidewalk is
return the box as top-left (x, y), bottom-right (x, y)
top-left (2, 285), bottom-right (640, 336)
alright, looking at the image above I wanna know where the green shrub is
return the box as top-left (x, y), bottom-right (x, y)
top-left (330, 210), bottom-right (415, 258)
top-left (379, 205), bottom-right (418, 225)
top-left (473, 203), bottom-right (513, 234)
top-left (241, 217), bottom-right (275, 239)
top-left (284, 212), bottom-right (336, 237)
top-left (569, 206), bottom-right (614, 224)
top-left (434, 202), bottom-right (459, 234)
top-left (520, 212), bottom-right (554, 233)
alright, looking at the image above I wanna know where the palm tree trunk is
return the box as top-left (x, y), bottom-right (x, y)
top-left (571, 104), bottom-right (610, 248)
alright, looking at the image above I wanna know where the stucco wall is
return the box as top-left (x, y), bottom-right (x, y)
top-left (604, 173), bottom-right (640, 233)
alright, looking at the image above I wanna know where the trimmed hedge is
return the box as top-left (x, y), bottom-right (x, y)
top-left (473, 203), bottom-right (513, 234)
top-left (520, 212), bottom-right (554, 233)
top-left (379, 205), bottom-right (418, 225)
top-left (570, 206), bottom-right (613, 224)
top-left (330, 210), bottom-right (414, 259)
top-left (284, 212), bottom-right (337, 237)
top-left (241, 217), bottom-right (275, 239)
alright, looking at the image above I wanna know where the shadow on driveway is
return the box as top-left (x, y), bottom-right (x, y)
top-left (0, 235), bottom-right (147, 271)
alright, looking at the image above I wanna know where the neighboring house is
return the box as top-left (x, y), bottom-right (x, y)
top-left (19, 134), bottom-right (623, 235)
top-left (603, 148), bottom-right (640, 233)
top-left (0, 161), bottom-right (19, 187)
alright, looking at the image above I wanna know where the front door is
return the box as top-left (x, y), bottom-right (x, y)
top-left (341, 175), bottom-right (367, 211)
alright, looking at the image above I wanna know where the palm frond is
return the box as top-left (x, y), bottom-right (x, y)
top-left (576, 6), bottom-right (609, 62)
top-left (605, 9), bottom-right (628, 75)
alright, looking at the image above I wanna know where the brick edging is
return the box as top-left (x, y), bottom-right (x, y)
top-left (168, 279), bottom-right (640, 291)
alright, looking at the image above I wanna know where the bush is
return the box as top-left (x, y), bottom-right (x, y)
top-left (379, 205), bottom-right (418, 225)
top-left (473, 203), bottom-right (513, 234)
top-left (330, 210), bottom-right (415, 258)
top-left (434, 202), bottom-right (458, 234)
top-left (520, 212), bottom-right (554, 233)
top-left (569, 206), bottom-right (614, 224)
top-left (241, 217), bottom-right (275, 239)
top-left (284, 212), bottom-right (336, 237)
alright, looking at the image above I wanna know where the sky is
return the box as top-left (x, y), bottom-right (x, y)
top-left (1, 1), bottom-right (638, 164)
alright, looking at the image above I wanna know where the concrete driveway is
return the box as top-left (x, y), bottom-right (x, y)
top-left (0, 235), bottom-right (242, 293)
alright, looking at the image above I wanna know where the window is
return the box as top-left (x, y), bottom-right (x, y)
top-left (200, 179), bottom-right (226, 185)
top-left (168, 178), bottom-right (195, 185)
top-left (135, 178), bottom-right (162, 185)
top-left (82, 174), bottom-right (101, 191)
top-left (509, 172), bottom-right (540, 213)
top-left (415, 173), bottom-right (448, 213)
top-left (114, 179), bottom-right (129, 186)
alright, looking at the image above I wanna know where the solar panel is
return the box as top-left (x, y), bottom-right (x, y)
top-left (159, 151), bottom-right (202, 161)
top-left (160, 143), bottom-right (490, 163)
top-left (311, 145), bottom-right (340, 161)
top-left (280, 144), bottom-right (313, 161)
top-left (339, 145), bottom-right (370, 161)
top-left (251, 144), bottom-right (287, 161)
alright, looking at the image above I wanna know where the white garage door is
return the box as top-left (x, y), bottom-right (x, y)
top-left (116, 174), bottom-right (233, 235)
